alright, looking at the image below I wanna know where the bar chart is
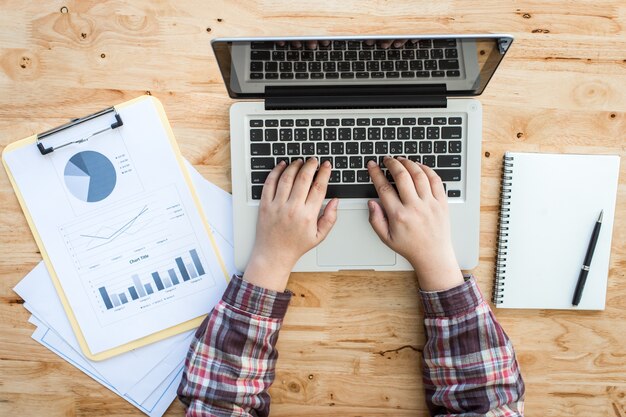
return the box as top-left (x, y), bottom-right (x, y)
top-left (98, 249), bottom-right (206, 310)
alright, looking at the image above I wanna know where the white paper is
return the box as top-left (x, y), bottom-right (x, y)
top-left (30, 324), bottom-right (182, 417)
top-left (4, 97), bottom-right (228, 353)
top-left (13, 159), bottom-right (237, 416)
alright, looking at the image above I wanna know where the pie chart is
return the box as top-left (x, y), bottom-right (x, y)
top-left (64, 151), bottom-right (117, 202)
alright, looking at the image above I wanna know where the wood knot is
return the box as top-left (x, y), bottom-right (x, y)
top-left (100, 53), bottom-right (106, 58)
top-left (217, 18), bottom-right (223, 22)
top-left (206, 27), bottom-right (212, 32)
top-left (479, 50), bottom-right (485, 55)
top-left (145, 90), bottom-right (152, 95)
top-left (532, 29), bottom-right (550, 33)
top-left (484, 151), bottom-right (490, 157)
top-left (60, 6), bottom-right (68, 13)
top-left (610, 113), bottom-right (616, 118)
top-left (81, 32), bottom-right (87, 39)
top-left (522, 13), bottom-right (531, 18)
top-left (20, 56), bottom-right (31, 69)
top-left (308, 374), bottom-right (314, 380)
top-left (288, 382), bottom-right (300, 393)
top-left (516, 132), bottom-right (524, 139)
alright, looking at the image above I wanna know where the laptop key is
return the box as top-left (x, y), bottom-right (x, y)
top-left (418, 118), bottom-right (432, 125)
top-left (265, 119), bottom-right (279, 127)
top-left (433, 117), bottom-right (447, 125)
top-left (448, 117), bottom-right (462, 125)
top-left (397, 127), bottom-right (410, 139)
top-left (434, 141), bottom-right (447, 154)
top-left (390, 142), bottom-right (403, 154)
top-left (357, 118), bottom-right (371, 126)
top-left (325, 184), bottom-right (378, 198)
top-left (349, 156), bottom-right (363, 169)
top-left (368, 127), bottom-right (381, 140)
top-left (280, 119), bottom-right (294, 127)
top-left (265, 129), bottom-right (278, 141)
top-left (341, 118), bottom-right (355, 126)
top-left (438, 59), bottom-right (460, 70)
top-left (408, 155), bottom-right (421, 163)
top-left (251, 171), bottom-right (270, 184)
top-left (251, 157), bottom-right (275, 170)
top-left (442, 126), bottom-right (462, 139)
top-left (404, 141), bottom-right (418, 154)
top-left (250, 62), bottom-right (263, 72)
top-left (357, 170), bottom-right (370, 183)
top-left (342, 170), bottom-right (356, 183)
top-left (316, 142), bottom-right (330, 155)
top-left (419, 142), bottom-right (432, 154)
top-left (294, 129), bottom-right (307, 141)
top-left (375, 142), bottom-right (388, 154)
top-left (280, 73), bottom-right (294, 79)
top-left (346, 142), bottom-right (359, 154)
top-left (416, 71), bottom-right (430, 77)
top-left (360, 142), bottom-right (373, 154)
top-left (250, 129), bottom-right (263, 141)
top-left (387, 118), bottom-right (401, 125)
top-left (446, 70), bottom-right (461, 77)
top-left (449, 141), bottom-right (462, 153)
top-left (302, 143), bottom-right (315, 155)
top-left (329, 170), bottom-right (341, 183)
top-left (251, 186), bottom-right (263, 200)
top-left (338, 128), bottom-right (351, 141)
top-left (296, 119), bottom-right (309, 126)
top-left (279, 129), bottom-right (293, 141)
top-left (272, 51), bottom-right (285, 61)
top-left (383, 127), bottom-right (396, 140)
top-left (438, 155), bottom-right (461, 167)
top-left (335, 156), bottom-right (348, 168)
top-left (295, 73), bottom-right (309, 80)
top-left (412, 127), bottom-right (425, 139)
top-left (422, 155), bottom-right (436, 167)
top-left (325, 72), bottom-right (340, 79)
top-left (353, 128), bottom-right (366, 140)
top-left (331, 142), bottom-right (344, 154)
top-left (427, 127), bottom-right (440, 139)
top-left (287, 143), bottom-right (300, 155)
top-left (311, 119), bottom-right (324, 126)
top-left (309, 128), bottom-right (322, 141)
top-left (447, 189), bottom-right (461, 197)
top-left (272, 143), bottom-right (286, 155)
top-left (435, 169), bottom-right (461, 182)
top-left (323, 128), bottom-right (337, 141)
top-left (251, 143), bottom-right (271, 155)
top-left (250, 51), bottom-right (271, 60)
top-left (251, 41), bottom-right (273, 50)
top-left (327, 119), bottom-right (340, 126)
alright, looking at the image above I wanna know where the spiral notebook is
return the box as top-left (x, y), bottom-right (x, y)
top-left (493, 152), bottom-right (620, 310)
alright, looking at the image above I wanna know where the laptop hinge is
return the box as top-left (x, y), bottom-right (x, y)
top-left (264, 85), bottom-right (447, 111)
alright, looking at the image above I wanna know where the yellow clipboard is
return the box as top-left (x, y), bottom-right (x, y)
top-left (2, 95), bottom-right (230, 361)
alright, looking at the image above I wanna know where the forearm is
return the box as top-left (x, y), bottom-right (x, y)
top-left (178, 275), bottom-right (291, 417)
top-left (420, 276), bottom-right (525, 416)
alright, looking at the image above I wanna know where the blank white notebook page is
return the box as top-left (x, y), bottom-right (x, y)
top-left (497, 152), bottom-right (620, 310)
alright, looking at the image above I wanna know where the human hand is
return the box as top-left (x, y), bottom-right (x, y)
top-left (367, 157), bottom-right (463, 292)
top-left (243, 158), bottom-right (339, 292)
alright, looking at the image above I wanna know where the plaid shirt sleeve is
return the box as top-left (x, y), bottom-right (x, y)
top-left (177, 275), bottom-right (291, 417)
top-left (420, 276), bottom-right (525, 416)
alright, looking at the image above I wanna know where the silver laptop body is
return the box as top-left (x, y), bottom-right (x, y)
top-left (211, 34), bottom-right (513, 272)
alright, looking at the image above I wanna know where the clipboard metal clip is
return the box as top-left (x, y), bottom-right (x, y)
top-left (36, 107), bottom-right (124, 155)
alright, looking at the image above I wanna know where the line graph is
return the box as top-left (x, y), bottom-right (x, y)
top-left (80, 205), bottom-right (149, 250)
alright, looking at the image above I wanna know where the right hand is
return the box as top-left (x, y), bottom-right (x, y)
top-left (366, 157), bottom-right (464, 291)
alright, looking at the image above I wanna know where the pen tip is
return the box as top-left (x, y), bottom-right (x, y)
top-left (598, 210), bottom-right (603, 222)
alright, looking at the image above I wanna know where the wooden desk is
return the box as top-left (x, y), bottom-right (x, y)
top-left (1, 1), bottom-right (624, 415)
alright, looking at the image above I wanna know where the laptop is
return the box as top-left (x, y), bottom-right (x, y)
top-left (211, 35), bottom-right (513, 272)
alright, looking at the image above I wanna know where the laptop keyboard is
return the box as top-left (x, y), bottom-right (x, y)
top-left (248, 115), bottom-right (464, 200)
top-left (248, 39), bottom-right (461, 80)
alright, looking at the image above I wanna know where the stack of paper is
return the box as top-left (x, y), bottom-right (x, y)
top-left (13, 160), bottom-right (239, 416)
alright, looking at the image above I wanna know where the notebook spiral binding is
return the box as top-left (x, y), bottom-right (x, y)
top-left (493, 155), bottom-right (514, 304)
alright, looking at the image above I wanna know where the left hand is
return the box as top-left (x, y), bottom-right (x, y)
top-left (243, 158), bottom-right (339, 292)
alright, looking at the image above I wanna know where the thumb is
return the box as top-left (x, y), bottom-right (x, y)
top-left (316, 198), bottom-right (339, 242)
top-left (368, 200), bottom-right (390, 244)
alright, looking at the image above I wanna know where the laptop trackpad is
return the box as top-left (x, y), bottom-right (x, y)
top-left (317, 209), bottom-right (396, 267)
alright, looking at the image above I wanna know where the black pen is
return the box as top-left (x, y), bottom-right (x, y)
top-left (572, 210), bottom-right (603, 306)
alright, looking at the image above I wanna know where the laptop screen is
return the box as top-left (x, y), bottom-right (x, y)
top-left (211, 35), bottom-right (513, 99)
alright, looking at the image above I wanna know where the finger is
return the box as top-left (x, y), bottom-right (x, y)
top-left (276, 41), bottom-right (286, 47)
top-left (384, 157), bottom-right (420, 204)
top-left (290, 157), bottom-right (319, 202)
top-left (274, 159), bottom-right (303, 202)
top-left (306, 160), bottom-right (332, 206)
top-left (320, 40), bottom-right (331, 47)
top-left (368, 200), bottom-right (390, 244)
top-left (364, 39), bottom-right (375, 46)
top-left (400, 158), bottom-right (432, 200)
top-left (367, 159), bottom-right (401, 211)
top-left (260, 160), bottom-right (287, 204)
top-left (316, 198), bottom-right (339, 242)
top-left (306, 40), bottom-right (318, 50)
top-left (393, 39), bottom-right (408, 48)
top-left (379, 39), bottom-right (393, 49)
top-left (420, 163), bottom-right (448, 202)
top-left (290, 40), bottom-right (302, 49)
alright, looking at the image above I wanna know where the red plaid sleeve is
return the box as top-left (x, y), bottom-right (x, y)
top-left (178, 275), bottom-right (291, 417)
top-left (420, 276), bottom-right (525, 416)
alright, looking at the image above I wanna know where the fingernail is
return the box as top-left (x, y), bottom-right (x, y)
top-left (278, 160), bottom-right (286, 166)
top-left (323, 160), bottom-right (331, 167)
top-left (397, 156), bottom-right (405, 160)
top-left (383, 155), bottom-right (390, 160)
top-left (394, 41), bottom-right (402, 47)
top-left (367, 160), bottom-right (376, 168)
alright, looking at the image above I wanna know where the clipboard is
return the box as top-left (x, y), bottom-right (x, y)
top-left (2, 95), bottom-right (230, 361)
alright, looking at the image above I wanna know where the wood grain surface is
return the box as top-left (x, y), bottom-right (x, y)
top-left (1, 1), bottom-right (624, 415)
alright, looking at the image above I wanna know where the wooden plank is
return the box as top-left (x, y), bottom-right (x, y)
top-left (0, 0), bottom-right (624, 415)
